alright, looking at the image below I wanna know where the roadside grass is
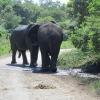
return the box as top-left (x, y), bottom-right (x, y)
top-left (57, 49), bottom-right (93, 68)
top-left (0, 38), bottom-right (10, 55)
top-left (89, 80), bottom-right (100, 95)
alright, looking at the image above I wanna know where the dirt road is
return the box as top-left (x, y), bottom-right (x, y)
top-left (0, 49), bottom-right (100, 100)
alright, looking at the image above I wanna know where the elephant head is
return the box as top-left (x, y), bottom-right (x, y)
top-left (26, 24), bottom-right (40, 47)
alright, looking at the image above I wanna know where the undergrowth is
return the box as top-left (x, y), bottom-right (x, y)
top-left (89, 80), bottom-right (100, 95)
top-left (61, 41), bottom-right (74, 49)
top-left (57, 49), bottom-right (94, 68)
top-left (0, 37), bottom-right (10, 55)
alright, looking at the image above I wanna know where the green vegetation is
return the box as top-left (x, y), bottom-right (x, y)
top-left (60, 41), bottom-right (74, 49)
top-left (57, 49), bottom-right (93, 68)
top-left (0, 26), bottom-right (10, 55)
top-left (89, 80), bottom-right (100, 95)
top-left (0, 38), bottom-right (10, 55)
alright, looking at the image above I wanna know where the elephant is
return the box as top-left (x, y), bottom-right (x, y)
top-left (34, 21), bottom-right (63, 72)
top-left (10, 24), bottom-right (39, 67)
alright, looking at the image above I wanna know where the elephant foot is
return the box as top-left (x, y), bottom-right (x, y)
top-left (33, 68), bottom-right (50, 73)
top-left (11, 61), bottom-right (17, 64)
top-left (30, 63), bottom-right (38, 68)
top-left (23, 62), bottom-right (29, 65)
top-left (40, 68), bottom-right (50, 72)
top-left (50, 67), bottom-right (57, 73)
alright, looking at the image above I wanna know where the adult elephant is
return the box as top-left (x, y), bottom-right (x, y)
top-left (36, 21), bottom-right (63, 72)
top-left (10, 24), bottom-right (39, 67)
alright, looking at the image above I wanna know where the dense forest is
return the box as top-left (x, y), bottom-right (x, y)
top-left (0, 0), bottom-right (100, 65)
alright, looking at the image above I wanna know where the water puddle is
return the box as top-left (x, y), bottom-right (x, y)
top-left (55, 68), bottom-right (99, 78)
top-left (0, 66), bottom-right (99, 78)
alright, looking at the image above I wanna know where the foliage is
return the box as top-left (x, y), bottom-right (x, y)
top-left (0, 26), bottom-right (10, 55)
top-left (70, 23), bottom-right (89, 51)
top-left (89, 80), bottom-right (100, 95)
top-left (57, 49), bottom-right (95, 68)
top-left (0, 26), bottom-right (7, 37)
top-left (0, 40), bottom-right (10, 55)
top-left (70, 0), bottom-right (100, 54)
top-left (58, 20), bottom-right (71, 41)
top-left (60, 41), bottom-right (74, 49)
top-left (36, 16), bottom-right (54, 23)
top-left (0, 0), bottom-right (67, 32)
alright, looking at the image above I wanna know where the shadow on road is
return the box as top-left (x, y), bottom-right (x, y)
top-left (6, 63), bottom-right (56, 74)
top-left (6, 63), bottom-right (29, 68)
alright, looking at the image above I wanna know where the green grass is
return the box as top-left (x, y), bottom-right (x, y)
top-left (61, 41), bottom-right (74, 49)
top-left (57, 49), bottom-right (93, 68)
top-left (89, 80), bottom-right (100, 95)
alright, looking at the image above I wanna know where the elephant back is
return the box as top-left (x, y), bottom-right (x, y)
top-left (38, 22), bottom-right (63, 41)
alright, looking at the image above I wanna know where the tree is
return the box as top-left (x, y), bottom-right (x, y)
top-left (0, 3), bottom-right (21, 32)
top-left (36, 16), bottom-right (54, 23)
top-left (70, 0), bottom-right (100, 53)
top-left (13, 1), bottom-right (41, 24)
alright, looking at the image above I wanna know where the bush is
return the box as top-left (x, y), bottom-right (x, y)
top-left (57, 49), bottom-right (94, 68)
top-left (60, 41), bottom-right (74, 49)
top-left (89, 80), bottom-right (100, 95)
top-left (0, 26), bottom-right (10, 55)
top-left (70, 23), bottom-right (89, 51)
top-left (0, 37), bottom-right (10, 55)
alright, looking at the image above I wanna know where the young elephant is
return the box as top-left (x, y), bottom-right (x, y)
top-left (10, 24), bottom-right (39, 67)
top-left (37, 22), bottom-right (63, 72)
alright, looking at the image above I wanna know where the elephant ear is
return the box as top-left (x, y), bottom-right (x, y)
top-left (25, 24), bottom-right (34, 35)
top-left (27, 24), bottom-right (40, 45)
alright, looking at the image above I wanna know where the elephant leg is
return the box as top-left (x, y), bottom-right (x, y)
top-left (11, 43), bottom-right (17, 64)
top-left (45, 53), bottom-right (50, 69)
top-left (21, 50), bottom-right (29, 65)
top-left (40, 48), bottom-right (50, 72)
top-left (11, 49), bottom-right (17, 64)
top-left (50, 47), bottom-right (60, 72)
top-left (30, 46), bottom-right (38, 67)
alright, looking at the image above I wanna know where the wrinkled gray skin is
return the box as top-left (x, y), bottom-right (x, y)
top-left (35, 21), bottom-right (63, 72)
top-left (10, 24), bottom-right (39, 67)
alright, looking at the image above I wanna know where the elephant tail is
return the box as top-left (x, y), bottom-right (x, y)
top-left (18, 52), bottom-right (21, 58)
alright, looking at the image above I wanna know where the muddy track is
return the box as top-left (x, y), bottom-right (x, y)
top-left (0, 49), bottom-right (100, 100)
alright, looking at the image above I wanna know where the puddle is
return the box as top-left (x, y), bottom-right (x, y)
top-left (55, 68), bottom-right (99, 78)
top-left (32, 67), bottom-right (99, 78)
top-left (0, 66), bottom-right (99, 78)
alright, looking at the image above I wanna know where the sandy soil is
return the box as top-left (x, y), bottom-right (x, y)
top-left (0, 49), bottom-right (100, 100)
